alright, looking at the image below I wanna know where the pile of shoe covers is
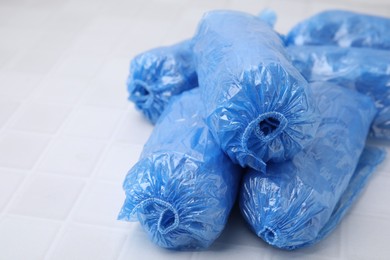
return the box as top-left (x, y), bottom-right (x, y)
top-left (119, 10), bottom-right (389, 250)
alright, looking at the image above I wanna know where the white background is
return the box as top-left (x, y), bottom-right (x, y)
top-left (0, 0), bottom-right (389, 259)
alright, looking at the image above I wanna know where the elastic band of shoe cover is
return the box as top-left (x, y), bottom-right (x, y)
top-left (130, 79), bottom-right (154, 109)
top-left (130, 198), bottom-right (179, 235)
top-left (242, 111), bottom-right (288, 147)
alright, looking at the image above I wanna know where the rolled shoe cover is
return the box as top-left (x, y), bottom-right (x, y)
top-left (287, 45), bottom-right (390, 139)
top-left (313, 146), bottom-right (386, 246)
top-left (192, 10), bottom-right (319, 171)
top-left (127, 40), bottom-right (198, 124)
top-left (118, 88), bottom-right (241, 250)
top-left (286, 10), bottom-right (390, 49)
top-left (126, 10), bottom-right (278, 124)
top-left (239, 82), bottom-right (377, 250)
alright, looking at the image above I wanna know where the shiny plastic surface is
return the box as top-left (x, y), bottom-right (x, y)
top-left (127, 40), bottom-right (198, 124)
top-left (287, 45), bottom-right (390, 139)
top-left (125, 11), bottom-right (276, 124)
top-left (314, 146), bottom-right (386, 245)
top-left (240, 82), bottom-right (378, 250)
top-left (286, 10), bottom-right (390, 49)
top-left (118, 88), bottom-right (241, 250)
top-left (192, 10), bottom-right (319, 171)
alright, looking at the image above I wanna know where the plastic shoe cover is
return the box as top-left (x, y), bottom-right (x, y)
top-left (127, 40), bottom-right (198, 124)
top-left (312, 146), bottom-right (386, 246)
top-left (287, 45), bottom-right (390, 139)
top-left (239, 82), bottom-right (378, 250)
top-left (126, 10), bottom-right (278, 124)
top-left (192, 10), bottom-right (320, 171)
top-left (258, 9), bottom-right (277, 27)
top-left (286, 10), bottom-right (390, 49)
top-left (118, 88), bottom-right (242, 250)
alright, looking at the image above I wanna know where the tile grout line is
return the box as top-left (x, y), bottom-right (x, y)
top-left (0, 79), bottom-right (51, 220)
top-left (0, 51), bottom-right (104, 219)
top-left (42, 86), bottom-right (133, 260)
top-left (0, 87), bottom-right (92, 221)
top-left (0, 32), bottom-right (114, 250)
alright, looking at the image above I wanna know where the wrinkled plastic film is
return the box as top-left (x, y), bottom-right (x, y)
top-left (286, 10), bottom-right (390, 49)
top-left (239, 82), bottom-right (377, 250)
top-left (192, 10), bottom-right (319, 171)
top-left (314, 146), bottom-right (386, 245)
top-left (126, 11), bottom-right (278, 124)
top-left (287, 45), bottom-right (390, 139)
top-left (127, 40), bottom-right (198, 124)
top-left (119, 88), bottom-right (241, 250)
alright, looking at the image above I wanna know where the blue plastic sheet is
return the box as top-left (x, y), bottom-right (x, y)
top-left (287, 45), bottom-right (390, 139)
top-left (118, 88), bottom-right (241, 250)
top-left (286, 10), bottom-right (390, 49)
top-left (127, 40), bottom-right (198, 124)
top-left (240, 82), bottom-right (379, 250)
top-left (192, 10), bottom-right (320, 171)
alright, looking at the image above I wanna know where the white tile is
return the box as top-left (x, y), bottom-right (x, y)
top-left (28, 0), bottom-right (69, 10)
top-left (268, 227), bottom-right (341, 260)
top-left (32, 75), bottom-right (89, 104)
top-left (67, 17), bottom-right (128, 56)
top-left (137, 1), bottom-right (185, 23)
top-left (63, 105), bottom-right (124, 139)
top-left (270, 251), bottom-right (333, 260)
top-left (29, 30), bottom-right (79, 53)
top-left (0, 6), bottom-right (18, 26)
top-left (51, 54), bottom-right (106, 78)
top-left (347, 0), bottom-right (390, 4)
top-left (41, 11), bottom-right (92, 34)
top-left (0, 99), bottom-right (20, 128)
top-left (96, 143), bottom-right (142, 182)
top-left (350, 174), bottom-right (390, 218)
top-left (0, 216), bottom-right (60, 260)
top-left (0, 169), bottom-right (25, 211)
top-left (11, 102), bottom-right (72, 134)
top-left (98, 0), bottom-right (144, 18)
top-left (5, 49), bottom-right (63, 74)
top-left (118, 229), bottom-right (193, 260)
top-left (9, 174), bottom-right (84, 220)
top-left (0, 131), bottom-right (50, 169)
top-left (111, 18), bottom-right (173, 57)
top-left (229, 0), bottom-right (268, 13)
top-left (0, 71), bottom-right (43, 100)
top-left (81, 80), bottom-right (128, 109)
top-left (346, 0), bottom-right (390, 6)
top-left (194, 245), bottom-right (266, 260)
top-left (0, 47), bottom-right (18, 69)
top-left (266, 0), bottom-right (310, 34)
top-left (38, 137), bottom-right (105, 177)
top-left (91, 57), bottom-right (130, 86)
top-left (72, 181), bottom-right (128, 227)
top-left (159, 7), bottom-right (206, 44)
top-left (1, 7), bottom-right (51, 30)
top-left (49, 224), bottom-right (127, 260)
top-left (114, 109), bottom-right (153, 145)
top-left (307, 1), bottom-right (390, 18)
top-left (199, 0), bottom-right (236, 9)
top-left (67, 32), bottom-right (119, 56)
top-left (344, 214), bottom-right (390, 259)
top-left (60, 0), bottom-right (106, 15)
top-left (0, 27), bottom-right (44, 51)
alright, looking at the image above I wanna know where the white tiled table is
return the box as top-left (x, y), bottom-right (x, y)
top-left (0, 0), bottom-right (389, 259)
